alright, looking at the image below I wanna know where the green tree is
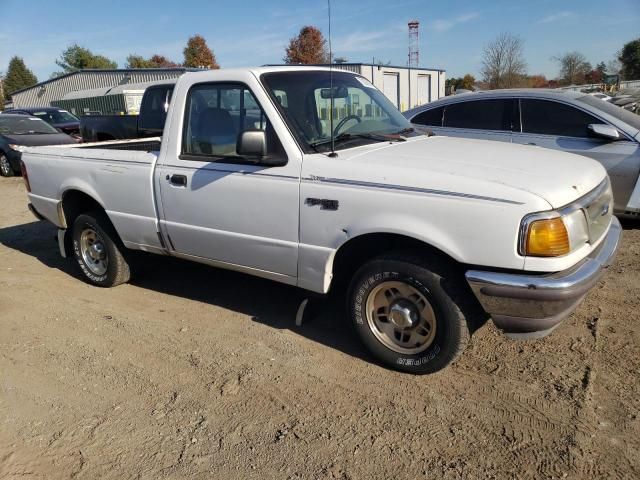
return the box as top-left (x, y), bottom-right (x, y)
top-left (460, 74), bottom-right (475, 90)
top-left (52, 44), bottom-right (117, 77)
top-left (126, 54), bottom-right (180, 69)
top-left (3, 56), bottom-right (38, 102)
top-left (618, 37), bottom-right (640, 79)
top-left (125, 55), bottom-right (157, 69)
top-left (183, 35), bottom-right (219, 69)
top-left (284, 26), bottom-right (329, 64)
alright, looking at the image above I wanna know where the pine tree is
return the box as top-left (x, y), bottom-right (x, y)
top-left (52, 44), bottom-right (117, 77)
top-left (3, 56), bottom-right (38, 101)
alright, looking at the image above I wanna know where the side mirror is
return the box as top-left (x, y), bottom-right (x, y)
top-left (588, 123), bottom-right (619, 141)
top-left (237, 129), bottom-right (267, 159)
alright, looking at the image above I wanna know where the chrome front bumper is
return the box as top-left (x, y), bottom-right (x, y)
top-left (465, 217), bottom-right (622, 339)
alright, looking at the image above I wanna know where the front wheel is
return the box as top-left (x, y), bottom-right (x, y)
top-left (0, 154), bottom-right (13, 177)
top-left (71, 212), bottom-right (131, 287)
top-left (348, 253), bottom-right (471, 374)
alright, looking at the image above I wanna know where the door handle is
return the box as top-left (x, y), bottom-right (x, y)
top-left (167, 174), bottom-right (187, 187)
top-left (526, 142), bottom-right (537, 146)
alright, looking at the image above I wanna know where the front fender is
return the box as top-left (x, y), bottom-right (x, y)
top-left (339, 213), bottom-right (466, 262)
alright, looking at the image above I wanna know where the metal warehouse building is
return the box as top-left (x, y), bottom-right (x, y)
top-left (330, 63), bottom-right (446, 111)
top-left (6, 64), bottom-right (446, 113)
top-left (5, 68), bottom-right (190, 109)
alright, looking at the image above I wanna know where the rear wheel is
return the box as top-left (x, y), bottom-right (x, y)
top-left (348, 253), bottom-right (471, 374)
top-left (0, 154), bottom-right (13, 177)
top-left (71, 212), bottom-right (131, 287)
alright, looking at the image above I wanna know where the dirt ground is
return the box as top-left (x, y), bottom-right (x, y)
top-left (0, 176), bottom-right (639, 479)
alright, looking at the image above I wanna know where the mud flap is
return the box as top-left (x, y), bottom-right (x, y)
top-left (57, 229), bottom-right (67, 258)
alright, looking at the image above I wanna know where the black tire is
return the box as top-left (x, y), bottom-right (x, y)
top-left (71, 211), bottom-right (131, 287)
top-left (0, 153), bottom-right (13, 177)
top-left (348, 253), bottom-right (471, 374)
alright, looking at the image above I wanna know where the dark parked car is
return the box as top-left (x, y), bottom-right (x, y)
top-left (404, 89), bottom-right (640, 216)
top-left (0, 114), bottom-right (79, 177)
top-left (80, 83), bottom-right (174, 142)
top-left (3, 107), bottom-right (81, 138)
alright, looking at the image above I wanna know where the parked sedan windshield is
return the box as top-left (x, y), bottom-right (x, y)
top-left (261, 70), bottom-right (417, 153)
top-left (31, 109), bottom-right (79, 124)
top-left (0, 116), bottom-right (59, 135)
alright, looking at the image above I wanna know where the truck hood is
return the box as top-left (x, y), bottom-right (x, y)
top-left (338, 136), bottom-right (607, 209)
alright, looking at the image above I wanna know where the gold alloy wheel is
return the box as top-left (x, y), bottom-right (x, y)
top-left (365, 280), bottom-right (437, 354)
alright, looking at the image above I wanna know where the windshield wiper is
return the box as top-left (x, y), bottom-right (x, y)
top-left (310, 132), bottom-right (406, 148)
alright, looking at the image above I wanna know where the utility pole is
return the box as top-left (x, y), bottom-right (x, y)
top-left (0, 73), bottom-right (4, 109)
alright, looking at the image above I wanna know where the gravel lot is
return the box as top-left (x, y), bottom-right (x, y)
top-left (1, 176), bottom-right (639, 479)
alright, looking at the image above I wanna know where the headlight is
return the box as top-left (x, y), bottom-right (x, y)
top-left (520, 210), bottom-right (589, 257)
top-left (8, 144), bottom-right (25, 152)
top-left (563, 209), bottom-right (589, 249)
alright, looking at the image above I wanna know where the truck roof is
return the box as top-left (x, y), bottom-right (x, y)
top-left (180, 65), bottom-right (342, 80)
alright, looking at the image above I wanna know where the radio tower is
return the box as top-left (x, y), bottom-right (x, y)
top-left (408, 20), bottom-right (419, 67)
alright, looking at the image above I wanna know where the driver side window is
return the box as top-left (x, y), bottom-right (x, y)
top-left (182, 83), bottom-right (281, 160)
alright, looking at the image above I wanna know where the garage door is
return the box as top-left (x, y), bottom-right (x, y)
top-left (383, 73), bottom-right (399, 108)
top-left (416, 74), bottom-right (431, 106)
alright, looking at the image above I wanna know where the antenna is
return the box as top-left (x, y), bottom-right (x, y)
top-left (327, 0), bottom-right (337, 157)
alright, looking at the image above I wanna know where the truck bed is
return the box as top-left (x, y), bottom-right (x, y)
top-left (23, 138), bottom-right (163, 253)
top-left (77, 137), bottom-right (162, 152)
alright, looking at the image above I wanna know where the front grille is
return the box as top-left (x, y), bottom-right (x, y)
top-left (584, 180), bottom-right (613, 245)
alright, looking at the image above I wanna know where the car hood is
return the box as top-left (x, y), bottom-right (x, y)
top-left (334, 135), bottom-right (607, 209)
top-left (3, 133), bottom-right (78, 147)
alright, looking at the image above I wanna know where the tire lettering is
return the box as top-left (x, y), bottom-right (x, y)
top-left (396, 344), bottom-right (441, 366)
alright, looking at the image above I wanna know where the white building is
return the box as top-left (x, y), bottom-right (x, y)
top-left (330, 63), bottom-right (446, 111)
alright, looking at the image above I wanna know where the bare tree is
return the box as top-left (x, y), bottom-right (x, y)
top-left (481, 32), bottom-right (527, 89)
top-left (607, 58), bottom-right (622, 76)
top-left (553, 52), bottom-right (591, 85)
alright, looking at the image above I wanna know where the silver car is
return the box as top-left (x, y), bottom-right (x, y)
top-left (404, 89), bottom-right (640, 216)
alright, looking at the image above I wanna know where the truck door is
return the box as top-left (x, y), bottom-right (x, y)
top-left (156, 82), bottom-right (300, 278)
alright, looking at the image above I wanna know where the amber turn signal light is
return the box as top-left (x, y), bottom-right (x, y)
top-left (526, 217), bottom-right (570, 257)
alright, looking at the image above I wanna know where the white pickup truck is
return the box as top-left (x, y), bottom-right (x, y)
top-left (21, 66), bottom-right (621, 374)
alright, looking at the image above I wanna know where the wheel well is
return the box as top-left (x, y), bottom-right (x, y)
top-left (61, 190), bottom-right (104, 228)
top-left (331, 233), bottom-right (456, 290)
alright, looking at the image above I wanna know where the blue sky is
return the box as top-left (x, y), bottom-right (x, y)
top-left (1, 0), bottom-right (639, 81)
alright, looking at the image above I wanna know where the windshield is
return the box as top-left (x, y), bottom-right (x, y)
top-left (31, 109), bottom-right (79, 124)
top-left (576, 95), bottom-right (640, 132)
top-left (261, 70), bottom-right (416, 153)
top-left (0, 116), bottom-right (59, 135)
